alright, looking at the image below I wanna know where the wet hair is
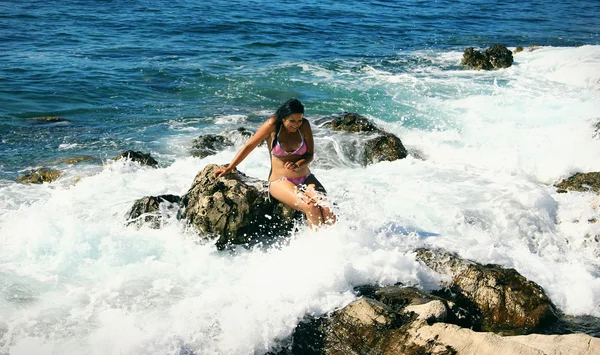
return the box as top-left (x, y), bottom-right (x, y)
top-left (272, 98), bottom-right (304, 147)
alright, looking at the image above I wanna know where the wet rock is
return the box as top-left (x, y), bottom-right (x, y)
top-left (462, 44), bottom-right (513, 70)
top-left (52, 155), bottom-right (98, 165)
top-left (16, 168), bottom-right (62, 184)
top-left (485, 44), bottom-right (514, 69)
top-left (179, 164), bottom-right (300, 249)
top-left (415, 248), bottom-right (558, 334)
top-left (28, 116), bottom-right (68, 124)
top-left (514, 46), bottom-right (524, 54)
top-left (462, 47), bottom-right (493, 70)
top-left (282, 290), bottom-right (456, 355)
top-left (555, 172), bottom-right (600, 194)
top-left (114, 150), bottom-right (159, 168)
top-left (327, 112), bottom-right (380, 133)
top-left (322, 113), bottom-right (408, 166)
top-left (125, 194), bottom-right (181, 229)
top-left (279, 281), bottom-right (596, 355)
top-left (364, 133), bottom-right (408, 165)
top-left (190, 134), bottom-right (234, 158)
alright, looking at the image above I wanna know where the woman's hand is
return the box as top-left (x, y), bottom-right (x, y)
top-left (284, 161), bottom-right (300, 171)
top-left (214, 166), bottom-right (233, 177)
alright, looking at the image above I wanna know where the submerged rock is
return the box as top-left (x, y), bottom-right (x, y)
top-left (555, 172), bottom-right (600, 194)
top-left (190, 134), bottom-right (234, 158)
top-left (114, 150), bottom-right (159, 168)
top-left (16, 168), bottom-right (62, 184)
top-left (328, 112), bottom-right (380, 133)
top-left (28, 116), bottom-right (69, 124)
top-left (125, 194), bottom-right (181, 229)
top-left (364, 133), bottom-right (408, 165)
top-left (323, 112), bottom-right (408, 166)
top-left (415, 248), bottom-right (558, 334)
top-left (179, 164), bottom-right (300, 249)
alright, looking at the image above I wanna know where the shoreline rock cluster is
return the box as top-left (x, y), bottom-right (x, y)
top-left (273, 249), bottom-right (598, 355)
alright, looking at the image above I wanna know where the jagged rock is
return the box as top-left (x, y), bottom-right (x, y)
top-left (328, 112), bottom-right (380, 133)
top-left (190, 134), bottom-right (234, 158)
top-left (364, 133), bottom-right (408, 165)
top-left (16, 168), bottom-right (62, 184)
top-left (415, 248), bottom-right (558, 334)
top-left (555, 172), bottom-right (600, 194)
top-left (462, 44), bottom-right (513, 70)
top-left (278, 281), bottom-right (598, 355)
top-left (179, 164), bottom-right (300, 249)
top-left (462, 47), bottom-right (493, 70)
top-left (281, 289), bottom-right (456, 355)
top-left (514, 46), bottom-right (524, 54)
top-left (125, 194), bottom-right (181, 229)
top-left (114, 150), bottom-right (159, 168)
top-left (485, 44), bottom-right (514, 69)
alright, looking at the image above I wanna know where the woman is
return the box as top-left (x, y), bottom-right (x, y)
top-left (213, 99), bottom-right (336, 228)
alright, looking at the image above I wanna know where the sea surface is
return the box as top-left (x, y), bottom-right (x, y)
top-left (1, 0), bottom-right (600, 354)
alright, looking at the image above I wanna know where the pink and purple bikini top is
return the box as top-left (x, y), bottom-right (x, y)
top-left (271, 129), bottom-right (307, 157)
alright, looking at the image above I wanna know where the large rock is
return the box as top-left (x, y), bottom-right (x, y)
top-left (114, 150), bottom-right (159, 168)
top-left (462, 44), bottom-right (514, 70)
top-left (179, 164), bottom-right (300, 249)
top-left (16, 168), bottom-right (62, 184)
top-left (280, 284), bottom-right (598, 355)
top-left (555, 172), bottom-right (600, 194)
top-left (415, 248), bottom-right (558, 333)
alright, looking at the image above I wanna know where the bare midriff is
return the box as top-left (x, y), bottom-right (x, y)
top-left (269, 156), bottom-right (310, 182)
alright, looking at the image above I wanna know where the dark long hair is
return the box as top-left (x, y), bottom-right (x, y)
top-left (272, 98), bottom-right (304, 147)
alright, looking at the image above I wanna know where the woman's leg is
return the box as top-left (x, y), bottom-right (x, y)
top-left (269, 179), bottom-right (325, 228)
top-left (303, 175), bottom-right (337, 225)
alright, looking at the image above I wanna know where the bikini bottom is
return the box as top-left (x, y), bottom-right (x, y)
top-left (266, 173), bottom-right (313, 200)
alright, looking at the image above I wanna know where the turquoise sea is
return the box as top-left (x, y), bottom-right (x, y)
top-left (1, 0), bottom-right (600, 353)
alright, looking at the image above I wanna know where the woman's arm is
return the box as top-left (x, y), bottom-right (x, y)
top-left (214, 117), bottom-right (275, 177)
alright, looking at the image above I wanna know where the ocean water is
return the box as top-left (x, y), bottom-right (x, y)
top-left (1, 0), bottom-right (600, 353)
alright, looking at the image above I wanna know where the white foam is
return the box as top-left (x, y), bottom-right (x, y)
top-left (2, 46), bottom-right (600, 354)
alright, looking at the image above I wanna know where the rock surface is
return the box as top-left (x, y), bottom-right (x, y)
top-left (324, 112), bottom-right (408, 166)
top-left (462, 44), bottom-right (514, 70)
top-left (190, 134), bottom-right (234, 158)
top-left (16, 168), bottom-right (62, 184)
top-left (415, 248), bottom-right (558, 333)
top-left (114, 150), bottom-right (159, 168)
top-left (363, 133), bottom-right (408, 165)
top-left (125, 194), bottom-right (181, 228)
top-left (179, 164), bottom-right (300, 249)
top-left (555, 172), bottom-right (600, 194)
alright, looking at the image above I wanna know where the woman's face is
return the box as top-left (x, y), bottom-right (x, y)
top-left (283, 113), bottom-right (303, 132)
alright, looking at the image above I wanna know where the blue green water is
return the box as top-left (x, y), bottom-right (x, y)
top-left (1, 0), bottom-right (599, 178)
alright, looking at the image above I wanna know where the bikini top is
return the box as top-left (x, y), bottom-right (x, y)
top-left (271, 128), bottom-right (307, 157)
